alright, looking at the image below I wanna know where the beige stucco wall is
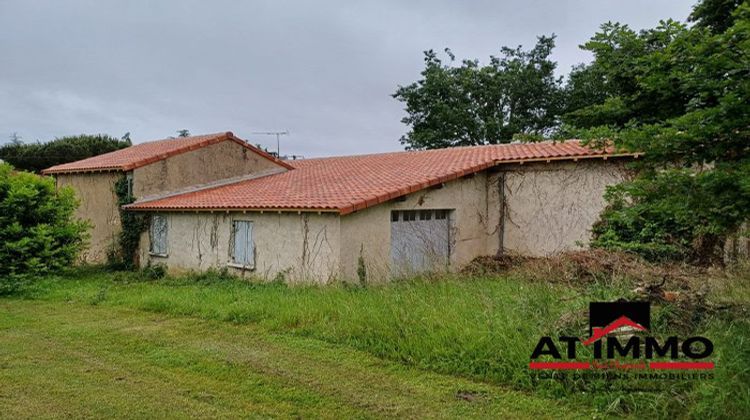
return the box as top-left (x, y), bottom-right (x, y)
top-left (339, 173), bottom-right (496, 282)
top-left (139, 212), bottom-right (341, 283)
top-left (135, 173), bottom-right (493, 284)
top-left (338, 159), bottom-right (630, 281)
top-left (134, 158), bottom-right (632, 283)
top-left (133, 140), bottom-right (285, 198)
top-left (55, 172), bottom-right (122, 264)
top-left (499, 160), bottom-right (631, 256)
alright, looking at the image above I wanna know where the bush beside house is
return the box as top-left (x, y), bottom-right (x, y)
top-left (0, 163), bottom-right (89, 294)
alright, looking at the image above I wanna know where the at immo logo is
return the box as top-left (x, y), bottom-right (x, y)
top-left (529, 301), bottom-right (715, 371)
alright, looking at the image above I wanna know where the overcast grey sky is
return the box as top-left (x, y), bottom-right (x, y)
top-left (0, 0), bottom-right (694, 157)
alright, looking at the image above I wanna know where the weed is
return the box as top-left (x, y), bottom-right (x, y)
top-left (357, 244), bottom-right (367, 286)
top-left (89, 283), bottom-right (109, 305)
top-left (141, 263), bottom-right (167, 280)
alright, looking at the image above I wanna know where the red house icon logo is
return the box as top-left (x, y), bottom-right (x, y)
top-left (584, 301), bottom-right (650, 346)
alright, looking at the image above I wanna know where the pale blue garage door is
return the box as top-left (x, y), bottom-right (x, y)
top-left (390, 209), bottom-right (451, 277)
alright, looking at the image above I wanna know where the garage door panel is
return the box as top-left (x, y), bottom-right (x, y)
top-left (390, 210), bottom-right (451, 277)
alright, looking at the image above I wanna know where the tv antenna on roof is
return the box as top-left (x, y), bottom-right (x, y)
top-left (252, 130), bottom-right (289, 157)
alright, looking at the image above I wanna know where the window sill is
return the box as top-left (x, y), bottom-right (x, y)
top-left (149, 253), bottom-right (168, 258)
top-left (227, 262), bottom-right (255, 271)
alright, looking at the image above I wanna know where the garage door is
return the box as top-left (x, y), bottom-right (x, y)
top-left (390, 209), bottom-right (451, 277)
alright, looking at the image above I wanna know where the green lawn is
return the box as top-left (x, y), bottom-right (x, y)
top-left (1, 267), bottom-right (748, 418)
top-left (0, 300), bottom-right (577, 419)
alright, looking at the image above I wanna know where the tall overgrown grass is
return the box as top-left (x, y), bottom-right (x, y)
top-left (23, 255), bottom-right (750, 418)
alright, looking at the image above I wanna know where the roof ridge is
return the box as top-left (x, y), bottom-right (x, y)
top-left (130, 131), bottom-right (231, 146)
top-left (292, 139), bottom-right (582, 163)
top-left (42, 131), bottom-right (293, 174)
top-left (42, 132), bottom-right (230, 174)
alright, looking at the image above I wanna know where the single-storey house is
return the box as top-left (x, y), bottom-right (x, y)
top-left (44, 132), bottom-right (638, 283)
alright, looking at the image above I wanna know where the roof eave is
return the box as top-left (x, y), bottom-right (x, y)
top-left (42, 167), bottom-right (125, 175)
top-left (119, 151), bottom-right (641, 215)
top-left (122, 206), bottom-right (341, 214)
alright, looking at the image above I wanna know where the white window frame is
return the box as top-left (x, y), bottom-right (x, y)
top-left (229, 219), bottom-right (255, 269)
top-left (149, 214), bottom-right (168, 257)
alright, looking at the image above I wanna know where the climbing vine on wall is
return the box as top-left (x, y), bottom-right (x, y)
top-left (109, 174), bottom-right (150, 269)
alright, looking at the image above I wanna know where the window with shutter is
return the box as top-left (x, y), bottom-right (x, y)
top-left (125, 172), bottom-right (134, 200)
top-left (231, 220), bottom-right (255, 267)
top-left (149, 215), bottom-right (168, 256)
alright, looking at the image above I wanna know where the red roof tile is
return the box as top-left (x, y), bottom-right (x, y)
top-left (125, 140), bottom-right (635, 215)
top-left (42, 132), bottom-right (292, 174)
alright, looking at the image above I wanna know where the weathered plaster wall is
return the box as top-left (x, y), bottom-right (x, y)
top-left (498, 160), bottom-right (631, 256)
top-left (135, 159), bottom-right (632, 283)
top-left (56, 172), bottom-right (121, 263)
top-left (339, 173), bottom-right (495, 282)
top-left (139, 212), bottom-right (341, 283)
top-left (133, 140), bottom-right (284, 198)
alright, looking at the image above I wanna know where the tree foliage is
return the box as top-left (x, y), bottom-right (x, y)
top-left (0, 163), bottom-right (89, 293)
top-left (561, 20), bottom-right (689, 130)
top-left (690, 0), bottom-right (745, 32)
top-left (393, 36), bottom-right (565, 149)
top-left (592, 169), bottom-right (749, 263)
top-left (0, 134), bottom-right (131, 173)
top-left (394, 0), bottom-right (749, 263)
top-left (581, 1), bottom-right (750, 263)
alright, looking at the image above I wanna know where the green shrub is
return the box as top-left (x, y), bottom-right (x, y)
top-left (180, 267), bottom-right (242, 284)
top-left (142, 263), bottom-right (167, 280)
top-left (591, 167), bottom-right (750, 264)
top-left (0, 163), bottom-right (88, 294)
top-left (109, 263), bottom-right (167, 284)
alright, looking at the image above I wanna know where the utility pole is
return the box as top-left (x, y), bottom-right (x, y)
top-left (252, 130), bottom-right (288, 157)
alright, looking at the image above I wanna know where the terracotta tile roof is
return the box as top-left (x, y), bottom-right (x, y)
top-left (42, 132), bottom-right (292, 174)
top-left (125, 140), bottom-right (636, 215)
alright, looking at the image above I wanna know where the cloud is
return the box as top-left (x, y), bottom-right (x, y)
top-left (0, 0), bottom-right (693, 156)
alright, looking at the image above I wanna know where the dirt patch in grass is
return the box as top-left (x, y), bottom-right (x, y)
top-left (464, 249), bottom-right (698, 286)
top-left (463, 250), bottom-right (747, 333)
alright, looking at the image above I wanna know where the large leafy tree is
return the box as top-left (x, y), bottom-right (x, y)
top-left (0, 134), bottom-right (131, 173)
top-left (575, 0), bottom-right (750, 263)
top-left (394, 36), bottom-right (565, 149)
top-left (561, 20), bottom-right (688, 130)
